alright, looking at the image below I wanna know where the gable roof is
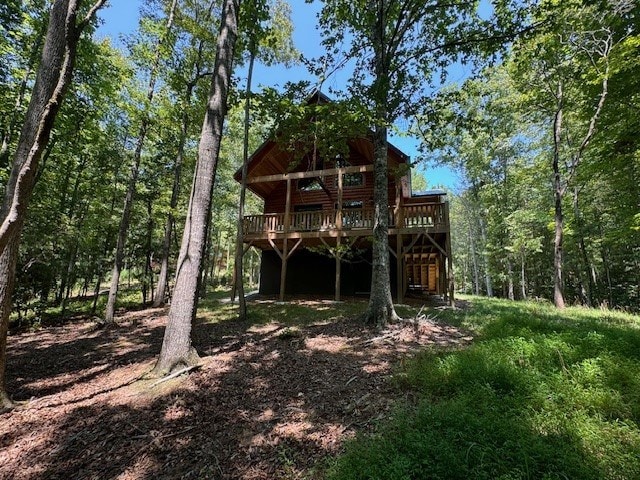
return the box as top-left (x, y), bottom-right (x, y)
top-left (234, 91), bottom-right (410, 199)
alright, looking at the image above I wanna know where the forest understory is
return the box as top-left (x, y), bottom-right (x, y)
top-left (0, 295), bottom-right (469, 479)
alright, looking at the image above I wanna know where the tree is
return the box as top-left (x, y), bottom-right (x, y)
top-left (316, 0), bottom-right (528, 326)
top-left (232, 0), bottom-right (298, 318)
top-left (510, 0), bottom-right (632, 308)
top-left (152, 0), bottom-right (221, 307)
top-left (0, 0), bottom-right (107, 409)
top-left (153, 0), bottom-right (241, 375)
top-left (104, 0), bottom-right (178, 324)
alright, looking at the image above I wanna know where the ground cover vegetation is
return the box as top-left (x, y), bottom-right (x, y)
top-left (328, 295), bottom-right (640, 479)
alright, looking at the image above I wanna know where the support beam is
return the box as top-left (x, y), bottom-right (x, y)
top-left (284, 178), bottom-right (291, 233)
top-left (396, 233), bottom-right (404, 304)
top-left (268, 238), bottom-right (283, 260)
top-left (424, 232), bottom-right (448, 258)
top-left (404, 233), bottom-right (423, 254)
top-left (279, 238), bottom-right (288, 302)
top-left (246, 164), bottom-right (373, 184)
top-left (286, 238), bottom-right (302, 259)
top-left (335, 236), bottom-right (341, 301)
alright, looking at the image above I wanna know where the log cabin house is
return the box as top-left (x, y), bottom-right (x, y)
top-left (234, 92), bottom-right (452, 303)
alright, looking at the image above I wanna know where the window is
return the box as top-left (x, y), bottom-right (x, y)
top-left (334, 158), bottom-right (364, 188)
top-left (340, 201), bottom-right (363, 209)
top-left (343, 173), bottom-right (364, 187)
top-left (294, 204), bottom-right (323, 212)
top-left (298, 178), bottom-right (323, 191)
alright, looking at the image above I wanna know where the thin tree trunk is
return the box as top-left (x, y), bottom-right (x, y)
top-left (153, 84), bottom-right (191, 306)
top-left (362, 2), bottom-right (400, 327)
top-left (520, 249), bottom-right (527, 300)
top-left (142, 196), bottom-right (154, 305)
top-left (199, 205), bottom-right (216, 299)
top-left (478, 215), bottom-right (493, 297)
top-left (104, 0), bottom-right (178, 323)
top-left (507, 258), bottom-right (514, 300)
top-left (469, 223), bottom-right (480, 295)
top-left (60, 242), bottom-right (78, 317)
top-left (232, 44), bottom-right (255, 319)
top-left (91, 274), bottom-right (102, 315)
top-left (153, 0), bottom-right (240, 376)
top-left (552, 85), bottom-right (566, 309)
top-left (601, 246), bottom-right (613, 307)
top-left (0, 0), bottom-right (107, 409)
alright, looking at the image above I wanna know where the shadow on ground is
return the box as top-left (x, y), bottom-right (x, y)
top-left (1, 295), bottom-right (469, 479)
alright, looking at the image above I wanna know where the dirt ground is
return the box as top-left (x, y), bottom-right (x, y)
top-left (0, 296), bottom-right (471, 480)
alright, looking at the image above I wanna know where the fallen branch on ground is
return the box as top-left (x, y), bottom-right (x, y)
top-left (148, 364), bottom-right (202, 388)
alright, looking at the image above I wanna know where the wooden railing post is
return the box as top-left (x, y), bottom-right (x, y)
top-left (284, 177), bottom-right (291, 233)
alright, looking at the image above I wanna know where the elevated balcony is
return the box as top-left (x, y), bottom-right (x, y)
top-left (242, 202), bottom-right (449, 241)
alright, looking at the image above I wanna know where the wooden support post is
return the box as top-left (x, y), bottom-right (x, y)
top-left (445, 202), bottom-right (454, 306)
top-left (335, 236), bottom-right (341, 301)
top-left (284, 178), bottom-right (291, 233)
top-left (396, 233), bottom-right (404, 304)
top-left (424, 232), bottom-right (448, 257)
top-left (440, 255), bottom-right (447, 300)
top-left (279, 238), bottom-right (288, 302)
top-left (336, 169), bottom-right (343, 230)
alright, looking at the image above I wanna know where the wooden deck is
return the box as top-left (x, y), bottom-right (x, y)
top-left (242, 202), bottom-right (448, 240)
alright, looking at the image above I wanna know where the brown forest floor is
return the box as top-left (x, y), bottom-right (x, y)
top-left (0, 295), bottom-right (471, 480)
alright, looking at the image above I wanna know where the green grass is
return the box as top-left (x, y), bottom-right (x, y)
top-left (326, 296), bottom-right (640, 480)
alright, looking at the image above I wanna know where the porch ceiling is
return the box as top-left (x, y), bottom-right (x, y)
top-left (234, 136), bottom-right (409, 199)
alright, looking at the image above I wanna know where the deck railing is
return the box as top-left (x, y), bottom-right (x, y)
top-left (242, 202), bottom-right (447, 235)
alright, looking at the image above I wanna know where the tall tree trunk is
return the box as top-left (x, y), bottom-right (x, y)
top-left (142, 195), bottom-right (154, 304)
top-left (552, 87), bottom-right (566, 309)
top-left (0, 0), bottom-right (107, 409)
top-left (153, 0), bottom-right (240, 376)
top-left (363, 124), bottom-right (399, 327)
top-left (232, 44), bottom-right (255, 320)
top-left (0, 23), bottom-right (46, 167)
top-left (153, 2), bottom-right (215, 307)
top-left (199, 205), bottom-right (216, 299)
top-left (104, 0), bottom-right (178, 323)
top-left (91, 274), bottom-right (102, 315)
top-left (0, 236), bottom-right (20, 409)
top-left (363, 2), bottom-right (399, 328)
top-left (573, 187), bottom-right (594, 306)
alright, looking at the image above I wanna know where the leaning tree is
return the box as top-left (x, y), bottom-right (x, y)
top-left (0, 0), bottom-right (107, 409)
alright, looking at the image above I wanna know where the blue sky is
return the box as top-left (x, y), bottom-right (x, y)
top-left (96, 0), bottom-right (461, 190)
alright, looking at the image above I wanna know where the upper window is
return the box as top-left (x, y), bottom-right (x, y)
top-left (334, 157), bottom-right (364, 188)
top-left (343, 173), bottom-right (364, 187)
top-left (298, 178), bottom-right (323, 191)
